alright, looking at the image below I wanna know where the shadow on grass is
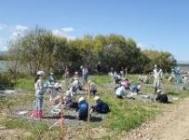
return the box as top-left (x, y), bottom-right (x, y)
top-left (43, 115), bottom-right (103, 122)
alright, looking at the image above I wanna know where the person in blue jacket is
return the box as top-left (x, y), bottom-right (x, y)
top-left (91, 96), bottom-right (110, 114)
top-left (77, 97), bottom-right (89, 121)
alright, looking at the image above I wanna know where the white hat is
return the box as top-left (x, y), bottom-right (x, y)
top-left (157, 89), bottom-right (161, 93)
top-left (94, 96), bottom-right (100, 101)
top-left (66, 90), bottom-right (71, 96)
top-left (78, 97), bottom-right (85, 102)
top-left (37, 71), bottom-right (45, 76)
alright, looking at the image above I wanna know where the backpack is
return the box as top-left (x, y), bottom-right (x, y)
top-left (156, 94), bottom-right (168, 103)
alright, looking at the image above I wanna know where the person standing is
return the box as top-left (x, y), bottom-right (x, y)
top-left (81, 65), bottom-right (89, 84)
top-left (153, 65), bottom-right (162, 93)
top-left (31, 71), bottom-right (46, 119)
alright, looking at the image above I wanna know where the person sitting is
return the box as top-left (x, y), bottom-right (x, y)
top-left (77, 97), bottom-right (89, 121)
top-left (115, 84), bottom-right (127, 99)
top-left (130, 83), bottom-right (141, 94)
top-left (88, 80), bottom-right (97, 96)
top-left (91, 96), bottom-right (110, 114)
top-left (120, 79), bottom-right (130, 89)
top-left (63, 91), bottom-right (78, 109)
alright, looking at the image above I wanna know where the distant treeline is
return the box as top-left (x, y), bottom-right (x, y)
top-left (7, 27), bottom-right (176, 76)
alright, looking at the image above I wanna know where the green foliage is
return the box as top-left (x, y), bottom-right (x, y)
top-left (143, 50), bottom-right (177, 72)
top-left (8, 27), bottom-right (176, 75)
top-left (0, 72), bottom-right (14, 89)
top-left (15, 78), bottom-right (34, 91)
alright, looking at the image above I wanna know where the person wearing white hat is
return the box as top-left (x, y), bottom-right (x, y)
top-left (77, 96), bottom-right (89, 121)
top-left (69, 77), bottom-right (82, 95)
top-left (91, 96), bottom-right (110, 114)
top-left (88, 80), bottom-right (97, 96)
top-left (31, 70), bottom-right (45, 119)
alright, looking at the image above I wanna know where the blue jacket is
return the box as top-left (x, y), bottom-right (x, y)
top-left (94, 100), bottom-right (110, 113)
top-left (77, 101), bottom-right (89, 115)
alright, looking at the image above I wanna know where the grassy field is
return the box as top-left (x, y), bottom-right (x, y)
top-left (0, 74), bottom-right (188, 139)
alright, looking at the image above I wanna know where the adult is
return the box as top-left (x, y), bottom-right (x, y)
top-left (96, 62), bottom-right (102, 73)
top-left (81, 65), bottom-right (89, 84)
top-left (48, 72), bottom-right (55, 84)
top-left (153, 65), bottom-right (162, 93)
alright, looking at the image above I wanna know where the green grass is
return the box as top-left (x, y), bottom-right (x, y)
top-left (0, 74), bottom-right (189, 139)
top-left (89, 75), bottom-right (112, 85)
top-left (0, 117), bottom-right (59, 140)
top-left (15, 78), bottom-right (34, 91)
top-left (100, 89), bottom-right (159, 132)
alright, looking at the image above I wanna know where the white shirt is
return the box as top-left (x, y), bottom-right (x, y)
top-left (153, 69), bottom-right (161, 80)
top-left (116, 86), bottom-right (126, 97)
top-left (34, 78), bottom-right (43, 91)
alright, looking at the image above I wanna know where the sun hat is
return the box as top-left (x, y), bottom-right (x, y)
top-left (37, 71), bottom-right (45, 76)
top-left (157, 89), bottom-right (161, 93)
top-left (94, 96), bottom-right (100, 101)
top-left (78, 97), bottom-right (85, 103)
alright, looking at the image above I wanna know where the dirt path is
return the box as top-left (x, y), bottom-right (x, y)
top-left (124, 98), bottom-right (189, 140)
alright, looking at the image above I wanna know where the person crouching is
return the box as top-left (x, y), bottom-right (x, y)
top-left (76, 97), bottom-right (89, 121)
top-left (115, 83), bottom-right (127, 99)
top-left (91, 96), bottom-right (110, 114)
top-left (88, 80), bottom-right (97, 96)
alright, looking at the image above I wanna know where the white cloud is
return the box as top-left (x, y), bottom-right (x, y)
top-left (15, 25), bottom-right (28, 31)
top-left (52, 28), bottom-right (76, 40)
top-left (11, 25), bottom-right (29, 39)
top-left (61, 27), bottom-right (74, 32)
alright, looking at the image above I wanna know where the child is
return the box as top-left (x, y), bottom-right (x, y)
top-left (115, 84), bottom-right (127, 99)
top-left (91, 96), bottom-right (110, 114)
top-left (77, 97), bottom-right (89, 121)
top-left (69, 77), bottom-right (82, 95)
top-left (88, 80), bottom-right (97, 96)
top-left (31, 71), bottom-right (46, 119)
top-left (63, 91), bottom-right (78, 109)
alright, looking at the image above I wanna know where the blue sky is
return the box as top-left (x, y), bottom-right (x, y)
top-left (0, 0), bottom-right (188, 61)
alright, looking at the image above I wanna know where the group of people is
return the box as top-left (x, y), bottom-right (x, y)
top-left (114, 79), bottom-right (141, 99)
top-left (31, 64), bottom-right (183, 121)
top-left (30, 67), bottom-right (110, 121)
